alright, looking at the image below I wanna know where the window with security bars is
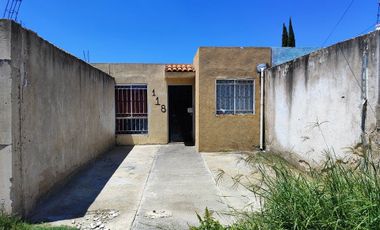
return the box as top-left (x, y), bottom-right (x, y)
top-left (216, 80), bottom-right (254, 115)
top-left (115, 85), bottom-right (148, 134)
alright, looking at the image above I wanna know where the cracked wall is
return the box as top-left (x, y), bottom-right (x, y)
top-left (265, 31), bottom-right (379, 164)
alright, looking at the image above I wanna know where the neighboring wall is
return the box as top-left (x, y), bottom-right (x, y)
top-left (93, 64), bottom-right (169, 145)
top-left (0, 20), bottom-right (115, 216)
top-left (272, 47), bottom-right (319, 66)
top-left (265, 31), bottom-right (379, 164)
top-left (194, 47), bottom-right (271, 152)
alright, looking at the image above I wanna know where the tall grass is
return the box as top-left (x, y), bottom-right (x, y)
top-left (192, 143), bottom-right (380, 229)
top-left (249, 153), bottom-right (380, 229)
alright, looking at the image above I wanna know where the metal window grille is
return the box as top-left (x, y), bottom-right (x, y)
top-left (216, 80), bottom-right (254, 115)
top-left (115, 85), bottom-right (148, 134)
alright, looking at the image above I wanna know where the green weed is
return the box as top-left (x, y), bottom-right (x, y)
top-left (192, 142), bottom-right (380, 229)
top-left (0, 212), bottom-right (76, 230)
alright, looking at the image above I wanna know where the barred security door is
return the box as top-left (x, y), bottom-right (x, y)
top-left (115, 85), bottom-right (148, 134)
top-left (168, 85), bottom-right (193, 143)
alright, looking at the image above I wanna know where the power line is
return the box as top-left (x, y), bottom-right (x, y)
top-left (355, 1), bottom-right (380, 36)
top-left (3, 0), bottom-right (23, 21)
top-left (337, 46), bottom-right (376, 116)
top-left (377, 0), bottom-right (380, 26)
top-left (376, 0), bottom-right (380, 31)
top-left (3, 0), bottom-right (10, 18)
top-left (83, 50), bottom-right (90, 63)
top-left (322, 0), bottom-right (355, 47)
top-left (357, 23), bottom-right (376, 36)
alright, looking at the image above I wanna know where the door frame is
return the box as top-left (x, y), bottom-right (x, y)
top-left (167, 84), bottom-right (195, 144)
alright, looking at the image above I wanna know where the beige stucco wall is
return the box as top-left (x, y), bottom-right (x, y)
top-left (93, 64), bottom-right (196, 145)
top-left (93, 64), bottom-right (172, 145)
top-left (94, 47), bottom-right (270, 152)
top-left (194, 47), bottom-right (271, 152)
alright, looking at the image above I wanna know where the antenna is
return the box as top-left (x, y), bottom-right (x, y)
top-left (3, 0), bottom-right (23, 21)
top-left (83, 50), bottom-right (90, 63)
top-left (377, 0), bottom-right (380, 30)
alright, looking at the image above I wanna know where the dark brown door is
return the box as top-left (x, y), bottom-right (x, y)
top-left (168, 86), bottom-right (193, 144)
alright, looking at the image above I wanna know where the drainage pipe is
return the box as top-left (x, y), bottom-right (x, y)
top-left (257, 64), bottom-right (268, 151)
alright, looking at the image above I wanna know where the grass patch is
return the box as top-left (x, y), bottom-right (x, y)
top-left (191, 144), bottom-right (380, 229)
top-left (0, 213), bottom-right (76, 230)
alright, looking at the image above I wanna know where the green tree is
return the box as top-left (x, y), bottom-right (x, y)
top-left (288, 17), bottom-right (296, 47)
top-left (282, 23), bottom-right (288, 47)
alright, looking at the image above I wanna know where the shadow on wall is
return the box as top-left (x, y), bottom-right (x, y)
top-left (29, 146), bottom-right (133, 223)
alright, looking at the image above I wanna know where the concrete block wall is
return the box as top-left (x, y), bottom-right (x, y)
top-left (0, 20), bottom-right (17, 214)
top-left (0, 20), bottom-right (115, 216)
top-left (265, 31), bottom-right (379, 164)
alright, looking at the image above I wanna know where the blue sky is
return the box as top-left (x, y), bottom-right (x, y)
top-left (10, 0), bottom-right (378, 63)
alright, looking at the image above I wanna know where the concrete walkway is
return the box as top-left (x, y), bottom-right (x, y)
top-left (131, 144), bottom-right (230, 230)
top-left (31, 144), bottom-right (254, 230)
top-left (30, 145), bottom-right (158, 230)
top-left (201, 152), bottom-right (260, 212)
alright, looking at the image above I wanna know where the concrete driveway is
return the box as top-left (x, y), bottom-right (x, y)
top-left (31, 144), bottom-right (254, 230)
top-left (131, 144), bottom-right (231, 230)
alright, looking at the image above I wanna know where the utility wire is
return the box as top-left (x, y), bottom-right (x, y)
top-left (377, 0), bottom-right (380, 25)
top-left (3, 0), bottom-right (10, 18)
top-left (357, 23), bottom-right (376, 36)
top-left (338, 46), bottom-right (376, 116)
top-left (320, 1), bottom-right (377, 121)
top-left (3, 0), bottom-right (22, 21)
top-left (7, 0), bottom-right (17, 19)
top-left (322, 0), bottom-right (355, 47)
top-left (13, 0), bottom-right (22, 20)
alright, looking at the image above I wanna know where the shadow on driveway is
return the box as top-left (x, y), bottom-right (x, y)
top-left (30, 146), bottom-right (133, 223)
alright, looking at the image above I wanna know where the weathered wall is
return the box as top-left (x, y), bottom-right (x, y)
top-left (265, 31), bottom-right (379, 164)
top-left (272, 47), bottom-right (318, 66)
top-left (0, 20), bottom-right (115, 216)
top-left (0, 20), bottom-right (12, 212)
top-left (93, 64), bottom-right (169, 145)
top-left (194, 47), bottom-right (271, 152)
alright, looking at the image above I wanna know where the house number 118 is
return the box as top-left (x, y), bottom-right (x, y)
top-left (153, 92), bottom-right (166, 113)
top-left (161, 105), bottom-right (166, 113)
top-left (155, 97), bottom-right (160, 105)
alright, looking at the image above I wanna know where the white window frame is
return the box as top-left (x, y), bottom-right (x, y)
top-left (215, 79), bottom-right (255, 115)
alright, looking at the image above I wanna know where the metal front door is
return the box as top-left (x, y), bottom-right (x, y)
top-left (168, 85), bottom-right (193, 144)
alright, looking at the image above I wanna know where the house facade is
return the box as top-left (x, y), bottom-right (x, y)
top-left (94, 47), bottom-right (272, 152)
top-left (0, 20), bottom-right (322, 215)
top-left (4, 19), bottom-right (374, 217)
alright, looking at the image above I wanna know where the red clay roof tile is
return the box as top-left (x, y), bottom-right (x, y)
top-left (165, 64), bottom-right (195, 72)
